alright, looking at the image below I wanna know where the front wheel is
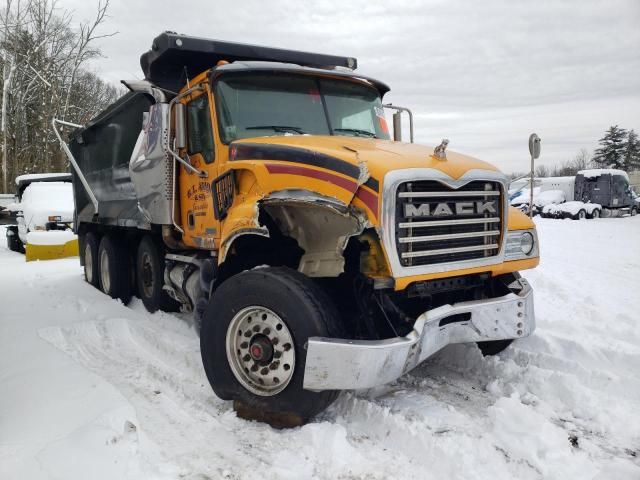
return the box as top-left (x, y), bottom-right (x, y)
top-left (573, 209), bottom-right (586, 220)
top-left (631, 207), bottom-right (638, 217)
top-left (590, 209), bottom-right (601, 219)
top-left (200, 267), bottom-right (342, 426)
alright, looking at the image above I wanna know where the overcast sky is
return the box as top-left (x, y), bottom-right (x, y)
top-left (64, 0), bottom-right (639, 173)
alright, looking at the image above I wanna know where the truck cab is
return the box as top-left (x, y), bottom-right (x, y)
top-left (56, 32), bottom-right (540, 425)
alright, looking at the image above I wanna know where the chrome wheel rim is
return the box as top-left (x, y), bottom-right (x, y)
top-left (593, 210), bottom-right (600, 218)
top-left (579, 210), bottom-right (586, 219)
top-left (100, 249), bottom-right (111, 293)
top-left (225, 306), bottom-right (295, 396)
top-left (140, 252), bottom-right (154, 298)
top-left (84, 243), bottom-right (93, 282)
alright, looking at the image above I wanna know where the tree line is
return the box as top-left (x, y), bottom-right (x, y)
top-left (0, 0), bottom-right (121, 193)
top-left (512, 125), bottom-right (640, 179)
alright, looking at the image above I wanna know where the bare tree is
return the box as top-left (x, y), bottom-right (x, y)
top-left (0, 0), bottom-right (120, 193)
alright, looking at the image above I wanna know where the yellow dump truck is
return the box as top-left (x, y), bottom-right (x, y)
top-left (54, 32), bottom-right (539, 424)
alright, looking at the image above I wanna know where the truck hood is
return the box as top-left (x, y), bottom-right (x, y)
top-left (232, 135), bottom-right (501, 191)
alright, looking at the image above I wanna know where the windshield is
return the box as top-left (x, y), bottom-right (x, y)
top-left (215, 73), bottom-right (390, 143)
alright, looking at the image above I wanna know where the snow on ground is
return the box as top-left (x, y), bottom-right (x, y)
top-left (1, 217), bottom-right (640, 480)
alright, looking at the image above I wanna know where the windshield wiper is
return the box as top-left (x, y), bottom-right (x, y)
top-left (246, 125), bottom-right (306, 135)
top-left (333, 128), bottom-right (377, 138)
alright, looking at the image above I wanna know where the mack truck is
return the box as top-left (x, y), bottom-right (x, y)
top-left (54, 32), bottom-right (540, 425)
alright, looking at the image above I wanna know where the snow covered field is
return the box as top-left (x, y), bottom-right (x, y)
top-left (1, 217), bottom-right (639, 480)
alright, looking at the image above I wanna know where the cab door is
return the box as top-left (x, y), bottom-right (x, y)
top-left (178, 85), bottom-right (221, 250)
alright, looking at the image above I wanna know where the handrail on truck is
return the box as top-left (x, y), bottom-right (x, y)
top-left (52, 118), bottom-right (99, 214)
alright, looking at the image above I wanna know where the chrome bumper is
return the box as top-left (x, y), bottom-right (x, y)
top-left (303, 277), bottom-right (534, 391)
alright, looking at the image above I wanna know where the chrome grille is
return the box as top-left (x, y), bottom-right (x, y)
top-left (395, 180), bottom-right (503, 267)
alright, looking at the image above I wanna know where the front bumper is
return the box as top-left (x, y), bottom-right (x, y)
top-left (303, 277), bottom-right (534, 390)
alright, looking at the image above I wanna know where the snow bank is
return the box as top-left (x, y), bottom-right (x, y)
top-left (26, 230), bottom-right (77, 245)
top-left (2, 218), bottom-right (640, 479)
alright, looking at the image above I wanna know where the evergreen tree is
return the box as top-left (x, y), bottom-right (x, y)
top-left (623, 129), bottom-right (640, 171)
top-left (593, 125), bottom-right (627, 169)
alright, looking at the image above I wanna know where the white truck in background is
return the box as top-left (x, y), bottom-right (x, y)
top-left (5, 173), bottom-right (75, 252)
top-left (511, 170), bottom-right (637, 220)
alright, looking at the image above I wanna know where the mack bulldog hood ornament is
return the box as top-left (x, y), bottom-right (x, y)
top-left (433, 138), bottom-right (449, 159)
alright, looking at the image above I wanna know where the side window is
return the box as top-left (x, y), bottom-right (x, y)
top-left (187, 95), bottom-right (215, 164)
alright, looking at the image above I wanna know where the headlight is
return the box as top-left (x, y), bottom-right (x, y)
top-left (504, 229), bottom-right (538, 261)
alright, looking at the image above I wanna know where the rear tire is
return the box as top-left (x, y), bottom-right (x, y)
top-left (98, 234), bottom-right (132, 304)
top-left (589, 209), bottom-right (601, 219)
top-left (477, 339), bottom-right (513, 356)
top-left (631, 207), bottom-right (638, 217)
top-left (136, 235), bottom-right (179, 313)
top-left (200, 266), bottom-right (342, 425)
top-left (82, 232), bottom-right (100, 287)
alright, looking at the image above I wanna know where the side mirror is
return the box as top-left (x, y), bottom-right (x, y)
top-left (174, 103), bottom-right (187, 150)
top-left (529, 133), bottom-right (541, 160)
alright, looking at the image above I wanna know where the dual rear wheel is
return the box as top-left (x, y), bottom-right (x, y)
top-left (81, 232), bottom-right (176, 311)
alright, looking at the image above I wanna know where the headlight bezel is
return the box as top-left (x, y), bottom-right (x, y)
top-left (504, 229), bottom-right (539, 261)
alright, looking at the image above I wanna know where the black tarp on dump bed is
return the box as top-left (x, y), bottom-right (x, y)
top-left (69, 92), bottom-right (154, 226)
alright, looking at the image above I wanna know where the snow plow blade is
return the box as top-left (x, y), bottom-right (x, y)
top-left (25, 231), bottom-right (79, 262)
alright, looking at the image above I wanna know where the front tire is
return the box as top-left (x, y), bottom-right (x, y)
top-left (98, 234), bottom-right (132, 304)
top-left (200, 267), bottom-right (342, 425)
top-left (573, 209), bottom-right (586, 220)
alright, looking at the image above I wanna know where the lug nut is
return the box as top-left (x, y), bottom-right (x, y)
top-left (517, 330), bottom-right (523, 335)
top-left (260, 367), bottom-right (269, 375)
top-left (240, 342), bottom-right (248, 349)
top-left (517, 322), bottom-right (523, 328)
top-left (283, 343), bottom-right (291, 351)
top-left (263, 328), bottom-right (271, 335)
top-left (253, 325), bottom-right (260, 332)
top-left (273, 377), bottom-right (280, 384)
top-left (251, 364), bottom-right (259, 372)
top-left (269, 362), bottom-right (279, 370)
top-left (261, 313), bottom-right (267, 320)
top-left (283, 364), bottom-right (290, 371)
top-left (274, 351), bottom-right (282, 359)
top-left (243, 354), bottom-right (251, 362)
top-left (244, 331), bottom-right (251, 338)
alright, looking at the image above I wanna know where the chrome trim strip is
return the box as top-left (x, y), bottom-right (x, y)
top-left (399, 230), bottom-right (500, 243)
top-left (401, 243), bottom-right (499, 259)
top-left (398, 190), bottom-right (500, 198)
top-left (398, 217), bottom-right (500, 228)
top-left (380, 168), bottom-right (509, 278)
